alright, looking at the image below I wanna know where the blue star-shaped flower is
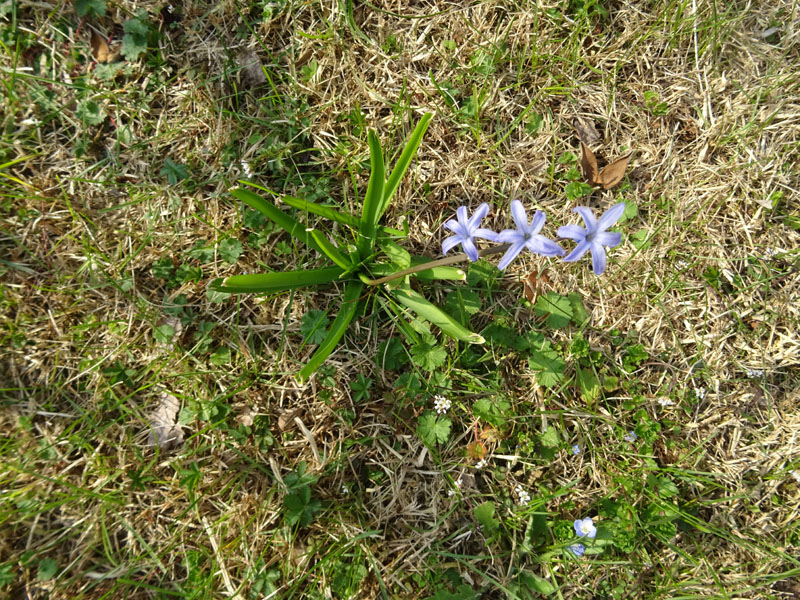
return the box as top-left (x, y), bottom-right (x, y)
top-left (442, 203), bottom-right (498, 262)
top-left (558, 202), bottom-right (626, 275)
top-left (496, 200), bottom-right (565, 270)
top-left (574, 517), bottom-right (597, 539)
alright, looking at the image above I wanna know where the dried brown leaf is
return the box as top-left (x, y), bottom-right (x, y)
top-left (90, 30), bottom-right (119, 64)
top-left (523, 270), bottom-right (550, 303)
top-left (146, 392), bottom-right (183, 449)
top-left (580, 142), bottom-right (599, 185)
top-left (598, 152), bottom-right (634, 189)
top-left (572, 116), bottom-right (601, 145)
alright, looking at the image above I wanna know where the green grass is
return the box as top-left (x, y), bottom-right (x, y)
top-left (2, 0), bottom-right (800, 598)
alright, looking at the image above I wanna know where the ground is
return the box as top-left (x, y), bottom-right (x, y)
top-left (1, 0), bottom-right (799, 598)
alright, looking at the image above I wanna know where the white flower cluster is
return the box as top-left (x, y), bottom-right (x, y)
top-left (657, 397), bottom-right (675, 407)
top-left (515, 484), bottom-right (531, 506)
top-left (434, 395), bottom-right (451, 415)
top-left (745, 368), bottom-right (764, 379)
top-left (448, 477), bottom-right (463, 497)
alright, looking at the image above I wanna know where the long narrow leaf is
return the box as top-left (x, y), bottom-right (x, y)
top-left (310, 230), bottom-right (353, 271)
top-left (281, 196), bottom-right (359, 228)
top-left (210, 267), bottom-right (344, 294)
top-left (231, 187), bottom-right (324, 255)
top-left (380, 113), bottom-right (432, 219)
top-left (391, 286), bottom-right (484, 344)
top-left (357, 131), bottom-right (385, 258)
top-left (298, 280), bottom-right (364, 382)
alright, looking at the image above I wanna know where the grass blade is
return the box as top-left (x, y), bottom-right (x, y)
top-left (357, 130), bottom-right (385, 259)
top-left (298, 280), bottom-right (365, 382)
top-left (380, 112), bottom-right (432, 219)
top-left (391, 286), bottom-right (484, 344)
top-left (231, 187), bottom-right (324, 255)
top-left (210, 267), bottom-right (344, 294)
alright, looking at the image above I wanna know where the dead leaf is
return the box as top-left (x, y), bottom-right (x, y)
top-left (523, 270), bottom-right (550, 303)
top-left (580, 142), bottom-right (634, 190)
top-left (90, 30), bottom-right (120, 64)
top-left (146, 391), bottom-right (184, 449)
top-left (467, 441), bottom-right (487, 460)
top-left (580, 142), bottom-right (599, 187)
top-left (277, 408), bottom-right (302, 431)
top-left (572, 116), bottom-right (601, 145)
top-left (597, 152), bottom-right (633, 189)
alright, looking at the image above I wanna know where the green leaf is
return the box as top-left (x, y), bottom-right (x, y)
top-left (310, 230), bottom-right (353, 271)
top-left (357, 130), bottom-right (385, 258)
top-left (281, 196), bottom-right (359, 227)
top-left (298, 280), bottom-right (364, 382)
top-left (568, 292), bottom-right (589, 325)
top-left (534, 292), bottom-right (573, 329)
top-left (380, 113), bottom-right (432, 218)
top-left (577, 367), bottom-right (600, 403)
top-left (210, 346), bottom-right (232, 366)
top-left (631, 228), bottom-right (652, 250)
top-left (392, 286), bottom-right (484, 344)
top-left (417, 412), bottom-right (451, 446)
top-left (231, 187), bottom-right (325, 255)
top-left (380, 238), bottom-right (411, 269)
top-left (153, 323), bottom-right (175, 345)
top-left (518, 571), bottom-right (556, 596)
top-left (473, 397), bottom-right (510, 427)
top-left (565, 181), bottom-right (593, 200)
top-left (75, 0), bottom-right (107, 17)
top-left (210, 267), bottom-right (345, 294)
top-left (160, 158), bottom-right (188, 185)
top-left (480, 323), bottom-right (528, 351)
top-left (410, 338), bottom-right (447, 371)
top-left (376, 337), bottom-right (407, 370)
top-left (0, 562), bottom-right (14, 587)
top-left (474, 501), bottom-right (499, 537)
top-left (350, 374), bottom-right (373, 402)
top-left (121, 15), bottom-right (150, 60)
top-left (528, 349), bottom-right (566, 388)
top-left (444, 289), bottom-right (482, 320)
top-left (219, 238), bottom-right (243, 264)
top-left (37, 558), bottom-right (58, 582)
top-left (408, 257), bottom-right (465, 281)
top-left (300, 309), bottom-right (330, 345)
top-left (540, 426), bottom-right (560, 448)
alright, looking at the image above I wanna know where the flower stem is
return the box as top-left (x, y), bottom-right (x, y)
top-left (361, 243), bottom-right (511, 286)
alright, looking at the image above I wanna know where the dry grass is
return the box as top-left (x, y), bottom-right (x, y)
top-left (1, 0), bottom-right (799, 598)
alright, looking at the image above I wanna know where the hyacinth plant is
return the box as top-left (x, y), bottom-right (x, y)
top-left (211, 114), bottom-right (625, 381)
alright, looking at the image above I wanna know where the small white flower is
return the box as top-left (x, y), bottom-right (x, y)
top-left (745, 368), bottom-right (764, 379)
top-left (447, 488), bottom-right (456, 497)
top-left (657, 397), bottom-right (675, 407)
top-left (790, 471), bottom-right (800, 484)
top-left (693, 386), bottom-right (706, 399)
top-left (434, 395), bottom-right (451, 415)
top-left (515, 484), bottom-right (531, 506)
top-left (241, 159), bottom-right (253, 177)
top-left (341, 485), bottom-right (349, 494)
top-left (475, 458), bottom-right (488, 469)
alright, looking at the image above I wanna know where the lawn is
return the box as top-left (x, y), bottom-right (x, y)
top-left (1, 0), bottom-right (799, 598)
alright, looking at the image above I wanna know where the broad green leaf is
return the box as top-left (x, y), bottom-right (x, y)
top-left (357, 131), bottom-right (385, 258)
top-left (528, 349), bottom-right (566, 388)
top-left (298, 280), bottom-right (364, 382)
top-left (231, 187), bottom-right (325, 255)
top-left (519, 571), bottom-right (556, 596)
top-left (410, 339), bottom-right (447, 371)
top-left (568, 292), bottom-right (589, 325)
top-left (392, 286), bottom-right (484, 344)
top-left (310, 230), bottom-right (353, 271)
top-left (300, 309), bottom-right (330, 345)
top-left (281, 196), bottom-right (359, 228)
top-left (474, 501), bottom-right (499, 536)
top-left (534, 292), bottom-right (573, 329)
top-left (210, 267), bottom-right (344, 294)
top-left (380, 113), bottom-right (432, 218)
top-left (417, 412), bottom-right (451, 446)
top-left (577, 367), bottom-right (600, 403)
